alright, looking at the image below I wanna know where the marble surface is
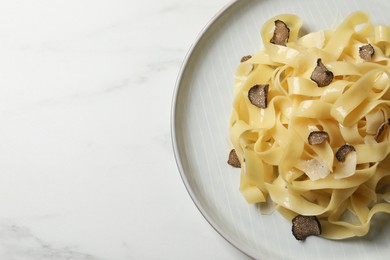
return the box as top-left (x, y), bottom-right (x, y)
top-left (0, 0), bottom-right (250, 259)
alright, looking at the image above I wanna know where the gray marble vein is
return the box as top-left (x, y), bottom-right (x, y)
top-left (0, 222), bottom-right (100, 260)
top-left (0, 0), bottom-right (244, 259)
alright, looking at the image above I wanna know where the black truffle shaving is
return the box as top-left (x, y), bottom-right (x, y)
top-left (240, 55), bottom-right (252, 62)
top-left (375, 122), bottom-right (388, 142)
top-left (335, 144), bottom-right (356, 162)
top-left (359, 44), bottom-right (375, 61)
top-left (310, 58), bottom-right (334, 87)
top-left (227, 149), bottom-right (241, 168)
top-left (270, 20), bottom-right (290, 46)
top-left (308, 131), bottom-right (329, 145)
top-left (248, 84), bottom-right (269, 109)
top-left (292, 215), bottom-right (321, 241)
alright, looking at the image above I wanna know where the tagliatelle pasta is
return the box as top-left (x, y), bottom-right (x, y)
top-left (229, 11), bottom-right (390, 239)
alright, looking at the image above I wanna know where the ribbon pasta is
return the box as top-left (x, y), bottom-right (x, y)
top-left (229, 12), bottom-right (390, 239)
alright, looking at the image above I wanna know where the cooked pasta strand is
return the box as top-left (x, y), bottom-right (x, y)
top-left (230, 12), bottom-right (390, 239)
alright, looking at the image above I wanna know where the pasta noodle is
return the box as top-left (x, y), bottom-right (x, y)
top-left (229, 11), bottom-right (390, 239)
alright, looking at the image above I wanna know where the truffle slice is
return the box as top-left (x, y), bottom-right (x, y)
top-left (335, 144), bottom-right (356, 162)
top-left (292, 215), bottom-right (321, 241)
top-left (359, 44), bottom-right (375, 61)
top-left (310, 58), bottom-right (334, 87)
top-left (248, 84), bottom-right (269, 109)
top-left (334, 150), bottom-right (357, 179)
top-left (240, 55), bottom-right (252, 62)
top-left (270, 20), bottom-right (290, 46)
top-left (308, 131), bottom-right (329, 145)
top-left (375, 122), bottom-right (388, 142)
top-left (227, 149), bottom-right (241, 168)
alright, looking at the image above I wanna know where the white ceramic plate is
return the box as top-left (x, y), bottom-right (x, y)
top-left (172, 0), bottom-right (390, 259)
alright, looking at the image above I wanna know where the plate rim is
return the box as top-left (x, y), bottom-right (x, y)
top-left (170, 1), bottom-right (390, 259)
top-left (170, 0), bottom-right (255, 258)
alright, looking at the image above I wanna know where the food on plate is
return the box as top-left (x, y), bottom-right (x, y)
top-left (270, 20), bottom-right (290, 46)
top-left (310, 59), bottom-right (334, 87)
top-left (241, 55), bottom-right (253, 63)
top-left (228, 149), bottom-right (241, 168)
top-left (228, 11), bottom-right (390, 240)
top-left (292, 215), bottom-right (322, 240)
top-left (248, 84), bottom-right (269, 109)
top-left (335, 144), bottom-right (356, 162)
top-left (359, 44), bottom-right (375, 61)
top-left (307, 131), bottom-right (329, 145)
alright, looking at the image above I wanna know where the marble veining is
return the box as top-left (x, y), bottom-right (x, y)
top-left (0, 0), bottom-right (248, 259)
top-left (0, 222), bottom-right (99, 260)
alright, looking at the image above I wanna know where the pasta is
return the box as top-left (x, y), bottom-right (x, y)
top-left (229, 11), bottom-right (390, 239)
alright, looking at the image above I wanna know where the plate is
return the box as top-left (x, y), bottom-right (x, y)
top-left (171, 0), bottom-right (390, 259)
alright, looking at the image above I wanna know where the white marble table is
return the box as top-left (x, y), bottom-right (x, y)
top-left (0, 0), bottom-right (249, 259)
